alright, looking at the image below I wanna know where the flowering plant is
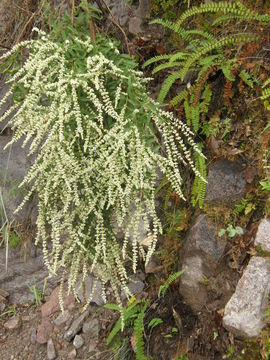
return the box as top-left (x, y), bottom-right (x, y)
top-left (0, 27), bottom-right (205, 307)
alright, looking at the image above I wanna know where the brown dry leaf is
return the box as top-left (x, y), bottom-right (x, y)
top-left (244, 166), bottom-right (257, 184)
top-left (247, 247), bottom-right (257, 256)
top-left (227, 148), bottom-right (244, 156)
top-left (217, 308), bottom-right (224, 317)
top-left (206, 135), bottom-right (220, 158)
top-left (131, 332), bottom-right (136, 352)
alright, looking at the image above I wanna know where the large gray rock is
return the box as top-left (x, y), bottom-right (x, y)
top-left (223, 256), bottom-right (270, 338)
top-left (0, 246), bottom-right (60, 305)
top-left (205, 159), bottom-right (247, 203)
top-left (0, 135), bottom-right (36, 225)
top-left (75, 274), bottom-right (104, 306)
top-left (179, 214), bottom-right (226, 311)
top-left (254, 218), bottom-right (270, 252)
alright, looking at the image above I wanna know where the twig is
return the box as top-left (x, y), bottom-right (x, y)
top-left (100, 0), bottom-right (130, 56)
top-left (15, 11), bottom-right (36, 44)
top-left (86, 1), bottom-right (96, 43)
top-left (72, 0), bottom-right (75, 27)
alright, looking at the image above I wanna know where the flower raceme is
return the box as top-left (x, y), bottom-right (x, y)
top-left (0, 28), bottom-right (206, 308)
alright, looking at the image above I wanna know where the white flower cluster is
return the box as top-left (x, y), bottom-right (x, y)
top-left (0, 29), bottom-right (205, 308)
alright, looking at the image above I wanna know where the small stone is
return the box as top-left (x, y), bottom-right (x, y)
top-left (4, 316), bottom-right (21, 330)
top-left (82, 318), bottom-right (100, 337)
top-left (54, 310), bottom-right (72, 327)
top-left (223, 256), bottom-right (270, 337)
top-left (145, 256), bottom-right (158, 273)
top-left (254, 218), bottom-right (270, 252)
top-left (67, 349), bottom-right (77, 359)
top-left (47, 338), bottom-right (56, 360)
top-left (0, 301), bottom-right (6, 313)
top-left (30, 329), bottom-right (37, 344)
top-left (73, 334), bottom-right (84, 349)
top-left (64, 309), bottom-right (90, 342)
top-left (88, 338), bottom-right (97, 352)
top-left (36, 318), bottom-right (53, 344)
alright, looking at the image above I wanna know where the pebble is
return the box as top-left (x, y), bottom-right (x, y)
top-left (67, 348), bottom-right (77, 359)
top-left (54, 310), bottom-right (72, 327)
top-left (73, 334), bottom-right (84, 349)
top-left (30, 329), bottom-right (37, 344)
top-left (4, 316), bottom-right (21, 331)
top-left (82, 318), bottom-right (99, 337)
top-left (47, 338), bottom-right (56, 360)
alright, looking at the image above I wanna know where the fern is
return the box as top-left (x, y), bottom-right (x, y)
top-left (158, 270), bottom-right (184, 298)
top-left (175, 1), bottom-right (270, 30)
top-left (180, 33), bottom-right (258, 81)
top-left (105, 300), bottom-right (143, 345)
top-left (192, 143), bottom-right (207, 208)
top-left (239, 69), bottom-right (257, 88)
top-left (142, 54), bottom-right (172, 68)
top-left (134, 302), bottom-right (148, 360)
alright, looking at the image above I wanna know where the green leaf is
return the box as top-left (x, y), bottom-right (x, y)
top-left (148, 317), bottom-right (163, 330)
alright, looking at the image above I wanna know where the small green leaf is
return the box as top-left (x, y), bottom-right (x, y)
top-left (148, 317), bottom-right (163, 330)
top-left (218, 228), bottom-right (226, 237)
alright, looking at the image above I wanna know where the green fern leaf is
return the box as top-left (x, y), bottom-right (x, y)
top-left (158, 270), bottom-right (184, 298)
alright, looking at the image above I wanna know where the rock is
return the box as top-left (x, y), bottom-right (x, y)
top-left (36, 318), bottom-right (53, 344)
top-left (0, 247), bottom-right (60, 305)
top-left (30, 329), bottom-right (37, 344)
top-left (75, 275), bottom-right (104, 306)
top-left (0, 135), bottom-right (36, 225)
top-left (127, 275), bottom-right (145, 295)
top-left (41, 285), bottom-right (75, 318)
top-left (73, 335), bottom-right (84, 349)
top-left (129, 17), bottom-right (143, 35)
top-left (4, 316), bottom-right (21, 330)
top-left (64, 308), bottom-right (90, 342)
top-left (54, 310), bottom-right (72, 327)
top-left (67, 349), bottom-right (77, 359)
top-left (82, 317), bottom-right (100, 337)
top-left (88, 339), bottom-right (98, 352)
top-left (145, 256), bottom-right (158, 273)
top-left (47, 338), bottom-right (56, 360)
top-left (205, 158), bottom-right (246, 203)
top-left (184, 215), bottom-right (226, 262)
top-left (0, 301), bottom-right (6, 313)
top-left (180, 255), bottom-right (207, 311)
top-left (179, 214), bottom-right (226, 311)
top-left (223, 256), bottom-right (270, 337)
top-left (254, 218), bottom-right (270, 252)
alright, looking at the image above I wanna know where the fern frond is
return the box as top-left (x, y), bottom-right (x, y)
top-left (175, 1), bottom-right (270, 30)
top-left (152, 61), bottom-right (183, 75)
top-left (192, 144), bottom-right (207, 208)
top-left (150, 18), bottom-right (175, 30)
top-left (191, 105), bottom-right (200, 133)
top-left (199, 84), bottom-right (212, 114)
top-left (170, 89), bottom-right (188, 107)
top-left (134, 303), bottom-right (148, 360)
top-left (239, 69), bottom-right (255, 88)
top-left (158, 270), bottom-right (184, 298)
top-left (180, 33), bottom-right (258, 81)
top-left (158, 70), bottom-right (183, 104)
top-left (142, 54), bottom-right (172, 68)
top-left (169, 52), bottom-right (188, 63)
